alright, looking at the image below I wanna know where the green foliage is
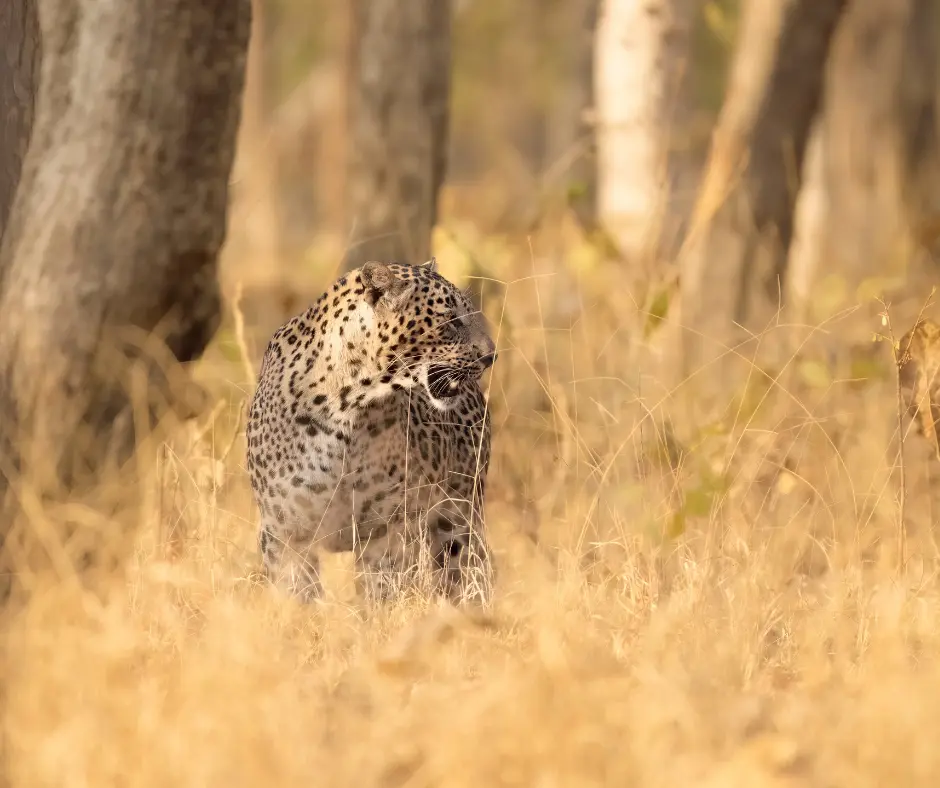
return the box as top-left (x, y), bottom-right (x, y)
top-left (702, 0), bottom-right (737, 43)
top-left (730, 366), bottom-right (776, 424)
top-left (797, 358), bottom-right (832, 390)
top-left (809, 273), bottom-right (849, 322)
top-left (643, 285), bottom-right (673, 339)
top-left (265, 0), bottom-right (343, 105)
top-left (849, 355), bottom-right (889, 385)
top-left (213, 328), bottom-right (244, 366)
top-left (452, 0), bottom-right (569, 124)
top-left (691, 0), bottom-right (739, 114)
top-left (669, 465), bottom-right (730, 538)
top-left (856, 275), bottom-right (907, 305)
top-left (565, 180), bottom-right (589, 203)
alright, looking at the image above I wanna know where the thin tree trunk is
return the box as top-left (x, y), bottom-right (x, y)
top-left (0, 0), bottom-right (251, 503)
top-left (343, 0), bottom-right (452, 270)
top-left (0, 0), bottom-right (40, 243)
top-left (594, 0), bottom-right (697, 263)
top-left (677, 0), bottom-right (847, 403)
top-left (786, 117), bottom-right (827, 321)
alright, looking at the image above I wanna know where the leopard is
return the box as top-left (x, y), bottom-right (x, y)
top-left (245, 258), bottom-right (497, 606)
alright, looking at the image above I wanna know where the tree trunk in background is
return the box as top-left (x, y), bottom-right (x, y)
top-left (235, 0), bottom-right (281, 270)
top-left (343, 0), bottom-right (452, 270)
top-left (0, 0), bottom-right (39, 242)
top-left (811, 0), bottom-right (940, 308)
top-left (900, 0), bottom-right (940, 253)
top-left (594, 0), bottom-right (697, 264)
top-left (547, 0), bottom-right (599, 231)
top-left (677, 0), bottom-right (847, 407)
top-left (786, 118), bottom-right (827, 321)
top-left (0, 0), bottom-right (251, 507)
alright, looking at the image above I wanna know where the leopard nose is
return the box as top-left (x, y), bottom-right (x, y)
top-left (480, 351), bottom-right (497, 369)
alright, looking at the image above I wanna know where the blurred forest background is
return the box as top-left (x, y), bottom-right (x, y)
top-left (227, 0), bottom-right (940, 416)
top-left (6, 0), bottom-right (940, 785)
top-left (229, 0), bottom-right (722, 314)
top-left (230, 0), bottom-right (719, 250)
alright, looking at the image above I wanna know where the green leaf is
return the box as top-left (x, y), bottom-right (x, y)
top-left (810, 274), bottom-right (847, 320)
top-left (798, 359), bottom-right (831, 389)
top-left (856, 275), bottom-right (906, 303)
top-left (849, 357), bottom-right (888, 384)
top-left (643, 287), bottom-right (672, 338)
top-left (667, 511), bottom-right (687, 539)
top-left (566, 181), bottom-right (588, 202)
top-left (683, 487), bottom-right (714, 518)
top-left (703, 1), bottom-right (735, 41)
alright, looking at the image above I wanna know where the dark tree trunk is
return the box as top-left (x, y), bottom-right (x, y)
top-left (343, 0), bottom-right (453, 270)
top-left (0, 0), bottom-right (251, 504)
top-left (900, 0), bottom-right (940, 250)
top-left (677, 0), bottom-right (848, 402)
top-left (0, 0), bottom-right (40, 243)
top-left (898, 0), bottom-right (940, 252)
top-left (819, 0), bottom-right (940, 289)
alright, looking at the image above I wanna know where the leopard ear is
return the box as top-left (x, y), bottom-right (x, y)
top-left (361, 261), bottom-right (414, 311)
top-left (381, 279), bottom-right (415, 312)
top-left (420, 257), bottom-right (438, 274)
top-left (361, 261), bottom-right (393, 291)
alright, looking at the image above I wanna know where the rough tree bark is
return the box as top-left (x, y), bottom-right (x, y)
top-left (594, 0), bottom-right (697, 262)
top-left (0, 0), bottom-right (252, 503)
top-left (0, 0), bottom-right (40, 242)
top-left (343, 0), bottom-right (452, 270)
top-left (677, 0), bottom-right (848, 402)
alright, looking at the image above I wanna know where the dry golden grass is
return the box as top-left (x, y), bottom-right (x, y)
top-left (6, 217), bottom-right (940, 788)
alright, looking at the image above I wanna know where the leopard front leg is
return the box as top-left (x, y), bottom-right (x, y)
top-left (258, 518), bottom-right (324, 603)
top-left (353, 506), bottom-right (494, 606)
top-left (255, 470), bottom-right (366, 604)
top-left (430, 503), bottom-right (494, 605)
top-left (352, 520), bottom-right (420, 604)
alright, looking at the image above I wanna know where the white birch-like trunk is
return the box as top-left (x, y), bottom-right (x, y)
top-left (786, 119), bottom-right (828, 322)
top-left (594, 0), bottom-right (695, 261)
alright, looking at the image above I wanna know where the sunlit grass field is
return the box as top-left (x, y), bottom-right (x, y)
top-left (5, 205), bottom-right (940, 787)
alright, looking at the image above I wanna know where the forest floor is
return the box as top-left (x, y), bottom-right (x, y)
top-left (6, 222), bottom-right (940, 787)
